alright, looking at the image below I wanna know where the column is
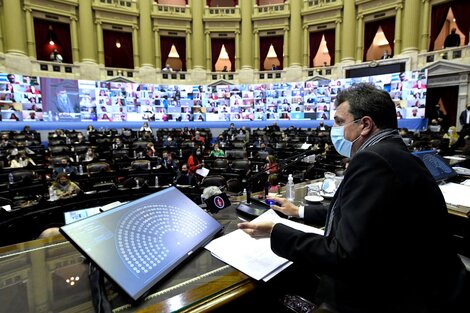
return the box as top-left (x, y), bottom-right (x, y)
top-left (235, 31), bottom-right (241, 71)
top-left (139, 0), bottom-right (154, 67)
top-left (78, 0), bottom-right (97, 62)
top-left (3, 0), bottom-right (26, 54)
top-left (240, 0), bottom-right (253, 69)
top-left (401, 0), bottom-right (420, 53)
top-left (206, 31), bottom-right (212, 71)
top-left (303, 26), bottom-right (309, 67)
top-left (341, 0), bottom-right (355, 62)
top-left (355, 15), bottom-right (364, 62)
top-left (70, 17), bottom-right (80, 62)
top-left (96, 21), bottom-right (104, 65)
top-left (289, 0), bottom-right (302, 66)
top-left (154, 27), bottom-right (161, 69)
top-left (185, 30), bottom-right (192, 70)
top-left (335, 19), bottom-right (342, 64)
top-left (132, 25), bottom-right (140, 68)
top-left (254, 30), bottom-right (260, 70)
top-left (191, 0), bottom-right (205, 69)
top-left (283, 27), bottom-right (289, 67)
top-left (393, 5), bottom-right (403, 55)
top-left (419, 0), bottom-right (430, 52)
top-left (24, 8), bottom-right (35, 58)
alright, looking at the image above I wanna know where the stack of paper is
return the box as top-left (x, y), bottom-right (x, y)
top-left (205, 209), bottom-right (324, 281)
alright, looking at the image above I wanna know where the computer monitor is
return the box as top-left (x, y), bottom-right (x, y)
top-left (412, 150), bottom-right (457, 182)
top-left (60, 187), bottom-right (223, 300)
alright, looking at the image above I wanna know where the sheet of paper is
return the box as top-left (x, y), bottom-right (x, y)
top-left (205, 209), bottom-right (324, 281)
top-left (196, 167), bottom-right (209, 177)
top-left (439, 183), bottom-right (470, 208)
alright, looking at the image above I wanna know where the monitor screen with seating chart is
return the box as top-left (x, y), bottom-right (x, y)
top-left (60, 187), bottom-right (223, 300)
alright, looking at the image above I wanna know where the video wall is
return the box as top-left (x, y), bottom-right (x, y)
top-left (0, 70), bottom-right (427, 123)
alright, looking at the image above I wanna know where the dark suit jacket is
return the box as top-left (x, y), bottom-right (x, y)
top-left (271, 137), bottom-right (467, 313)
top-left (459, 110), bottom-right (469, 126)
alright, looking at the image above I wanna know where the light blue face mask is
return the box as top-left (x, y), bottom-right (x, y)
top-left (330, 119), bottom-right (361, 157)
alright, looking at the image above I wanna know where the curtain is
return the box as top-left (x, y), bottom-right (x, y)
top-left (211, 38), bottom-right (235, 71)
top-left (259, 37), bottom-right (271, 70)
top-left (33, 19), bottom-right (72, 63)
top-left (160, 36), bottom-right (186, 70)
top-left (260, 35), bottom-right (283, 69)
top-left (429, 2), bottom-right (451, 51)
top-left (172, 36), bottom-right (186, 71)
top-left (271, 35), bottom-right (284, 69)
top-left (309, 32), bottom-right (323, 68)
top-left (451, 0), bottom-right (470, 45)
top-left (323, 29), bottom-right (336, 66)
top-left (103, 30), bottom-right (134, 69)
top-left (363, 20), bottom-right (381, 61)
top-left (380, 17), bottom-right (395, 56)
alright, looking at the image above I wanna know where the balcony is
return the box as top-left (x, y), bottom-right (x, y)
top-left (208, 71), bottom-right (238, 82)
top-left (159, 71), bottom-right (188, 82)
top-left (305, 0), bottom-right (340, 8)
top-left (152, 3), bottom-right (191, 20)
top-left (418, 46), bottom-right (470, 67)
top-left (94, 0), bottom-right (137, 10)
top-left (256, 70), bottom-right (286, 81)
top-left (36, 61), bottom-right (78, 77)
top-left (253, 3), bottom-right (290, 20)
top-left (204, 6), bottom-right (241, 22)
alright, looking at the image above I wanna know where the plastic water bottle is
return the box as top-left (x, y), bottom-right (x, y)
top-left (285, 174), bottom-right (295, 202)
top-left (78, 164), bottom-right (83, 175)
top-left (155, 176), bottom-right (159, 187)
top-left (8, 172), bottom-right (14, 185)
top-left (49, 186), bottom-right (56, 201)
top-left (135, 178), bottom-right (140, 189)
top-left (147, 162), bottom-right (151, 170)
top-left (242, 188), bottom-right (247, 201)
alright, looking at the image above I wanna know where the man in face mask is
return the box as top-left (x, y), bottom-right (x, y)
top-left (238, 83), bottom-right (468, 313)
top-left (459, 103), bottom-right (470, 132)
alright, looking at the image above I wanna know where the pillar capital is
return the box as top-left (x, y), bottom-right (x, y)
top-left (132, 24), bottom-right (139, 30)
top-left (94, 19), bottom-right (102, 25)
top-left (70, 16), bottom-right (78, 22)
top-left (335, 18), bottom-right (342, 25)
top-left (395, 4), bottom-right (403, 11)
top-left (23, 7), bottom-right (33, 13)
top-left (357, 14), bottom-right (363, 21)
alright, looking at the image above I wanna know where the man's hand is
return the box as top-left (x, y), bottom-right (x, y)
top-left (267, 195), bottom-right (300, 217)
top-left (238, 221), bottom-right (275, 238)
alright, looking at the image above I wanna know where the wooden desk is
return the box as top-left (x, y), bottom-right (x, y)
top-left (0, 205), bottom-right (256, 313)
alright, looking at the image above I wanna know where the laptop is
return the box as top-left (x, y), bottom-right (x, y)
top-left (412, 150), bottom-right (457, 183)
top-left (60, 187), bottom-right (223, 301)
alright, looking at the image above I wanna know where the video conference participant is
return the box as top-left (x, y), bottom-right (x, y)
top-left (239, 83), bottom-right (468, 313)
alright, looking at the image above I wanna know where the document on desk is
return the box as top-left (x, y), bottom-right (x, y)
top-left (205, 209), bottom-right (324, 281)
top-left (439, 183), bottom-right (470, 208)
top-left (196, 167), bottom-right (210, 177)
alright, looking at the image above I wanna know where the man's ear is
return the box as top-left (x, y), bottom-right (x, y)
top-left (360, 116), bottom-right (375, 136)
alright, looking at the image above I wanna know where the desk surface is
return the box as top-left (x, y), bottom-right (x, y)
top-left (0, 204), bottom-right (256, 313)
top-left (1, 180), bottom-right (468, 313)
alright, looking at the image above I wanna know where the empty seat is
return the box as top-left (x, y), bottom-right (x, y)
top-left (131, 159), bottom-right (151, 170)
top-left (201, 175), bottom-right (226, 189)
top-left (211, 158), bottom-right (229, 172)
top-left (87, 162), bottom-right (111, 174)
